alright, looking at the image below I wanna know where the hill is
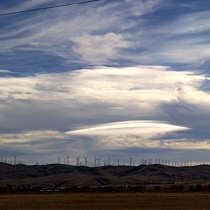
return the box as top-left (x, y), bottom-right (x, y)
top-left (0, 163), bottom-right (210, 192)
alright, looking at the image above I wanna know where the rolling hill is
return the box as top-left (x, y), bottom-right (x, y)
top-left (0, 163), bottom-right (210, 192)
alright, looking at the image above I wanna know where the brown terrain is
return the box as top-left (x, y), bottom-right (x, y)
top-left (1, 193), bottom-right (210, 210)
top-left (1, 163), bottom-right (210, 192)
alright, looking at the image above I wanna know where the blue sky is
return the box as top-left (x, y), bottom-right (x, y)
top-left (0, 0), bottom-right (210, 165)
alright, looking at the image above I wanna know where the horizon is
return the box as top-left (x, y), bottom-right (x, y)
top-left (0, 155), bottom-right (209, 167)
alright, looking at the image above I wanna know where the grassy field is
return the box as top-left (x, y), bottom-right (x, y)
top-left (1, 193), bottom-right (210, 210)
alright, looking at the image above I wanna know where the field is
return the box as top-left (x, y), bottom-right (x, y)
top-left (1, 193), bottom-right (210, 210)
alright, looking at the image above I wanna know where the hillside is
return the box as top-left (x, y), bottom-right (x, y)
top-left (0, 163), bottom-right (210, 192)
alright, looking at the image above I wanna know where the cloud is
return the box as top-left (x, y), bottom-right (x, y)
top-left (0, 65), bottom-right (209, 139)
top-left (0, 130), bottom-right (62, 144)
top-left (92, 136), bottom-right (210, 151)
top-left (134, 10), bottom-right (210, 66)
top-left (165, 11), bottom-right (210, 35)
top-left (66, 120), bottom-right (189, 136)
top-left (0, 65), bottom-right (207, 109)
top-left (0, 64), bottom-right (209, 163)
top-left (0, 0), bottom-right (164, 66)
top-left (124, 0), bottom-right (162, 16)
top-left (2, 0), bottom-right (210, 68)
top-left (0, 70), bottom-right (10, 73)
top-left (72, 32), bottom-right (131, 63)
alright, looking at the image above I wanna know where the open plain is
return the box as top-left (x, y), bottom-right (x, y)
top-left (1, 193), bottom-right (210, 210)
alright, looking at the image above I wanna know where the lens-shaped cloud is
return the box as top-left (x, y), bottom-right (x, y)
top-left (66, 120), bottom-right (189, 136)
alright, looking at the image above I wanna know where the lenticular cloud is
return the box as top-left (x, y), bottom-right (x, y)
top-left (66, 120), bottom-right (189, 136)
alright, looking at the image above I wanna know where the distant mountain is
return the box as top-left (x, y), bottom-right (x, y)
top-left (0, 163), bottom-right (210, 192)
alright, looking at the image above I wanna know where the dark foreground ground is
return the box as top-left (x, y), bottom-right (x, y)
top-left (1, 193), bottom-right (210, 210)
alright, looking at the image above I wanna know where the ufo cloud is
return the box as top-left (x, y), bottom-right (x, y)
top-left (66, 120), bottom-right (190, 136)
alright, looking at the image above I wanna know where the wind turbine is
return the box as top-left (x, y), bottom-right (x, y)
top-left (129, 157), bottom-right (133, 166)
top-left (14, 155), bottom-right (17, 165)
top-left (75, 156), bottom-right (80, 166)
top-left (97, 158), bottom-right (101, 166)
top-left (83, 156), bottom-right (88, 166)
top-left (67, 155), bottom-right (71, 165)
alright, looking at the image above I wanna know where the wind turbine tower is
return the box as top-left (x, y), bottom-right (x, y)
top-left (14, 155), bottom-right (17, 165)
top-left (97, 158), bottom-right (101, 167)
top-left (129, 157), bottom-right (133, 166)
top-left (83, 156), bottom-right (88, 166)
top-left (117, 157), bottom-right (120, 166)
top-left (67, 155), bottom-right (71, 165)
top-left (76, 156), bottom-right (80, 166)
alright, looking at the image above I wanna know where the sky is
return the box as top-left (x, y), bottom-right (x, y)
top-left (1, 0), bottom-right (210, 165)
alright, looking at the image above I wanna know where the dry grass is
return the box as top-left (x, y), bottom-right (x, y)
top-left (1, 193), bottom-right (210, 210)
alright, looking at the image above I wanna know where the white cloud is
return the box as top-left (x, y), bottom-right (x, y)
top-left (124, 0), bottom-right (162, 16)
top-left (0, 130), bottom-right (62, 144)
top-left (138, 11), bottom-right (210, 65)
top-left (0, 0), bottom-right (164, 65)
top-left (94, 136), bottom-right (210, 150)
top-left (66, 120), bottom-right (189, 136)
top-left (0, 65), bottom-right (209, 138)
top-left (0, 66), bottom-right (208, 107)
top-left (0, 77), bottom-right (36, 100)
top-left (72, 33), bottom-right (131, 63)
top-left (175, 84), bottom-right (210, 107)
top-left (167, 11), bottom-right (210, 35)
top-left (0, 70), bottom-right (10, 73)
top-left (0, 66), bottom-right (207, 112)
top-left (2, 0), bottom-right (210, 67)
top-left (158, 139), bottom-right (210, 150)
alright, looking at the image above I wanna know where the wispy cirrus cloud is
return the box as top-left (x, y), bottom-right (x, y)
top-left (2, 0), bottom-right (210, 70)
top-left (124, 0), bottom-right (162, 16)
top-left (166, 11), bottom-right (210, 35)
top-left (0, 0), bottom-right (165, 69)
